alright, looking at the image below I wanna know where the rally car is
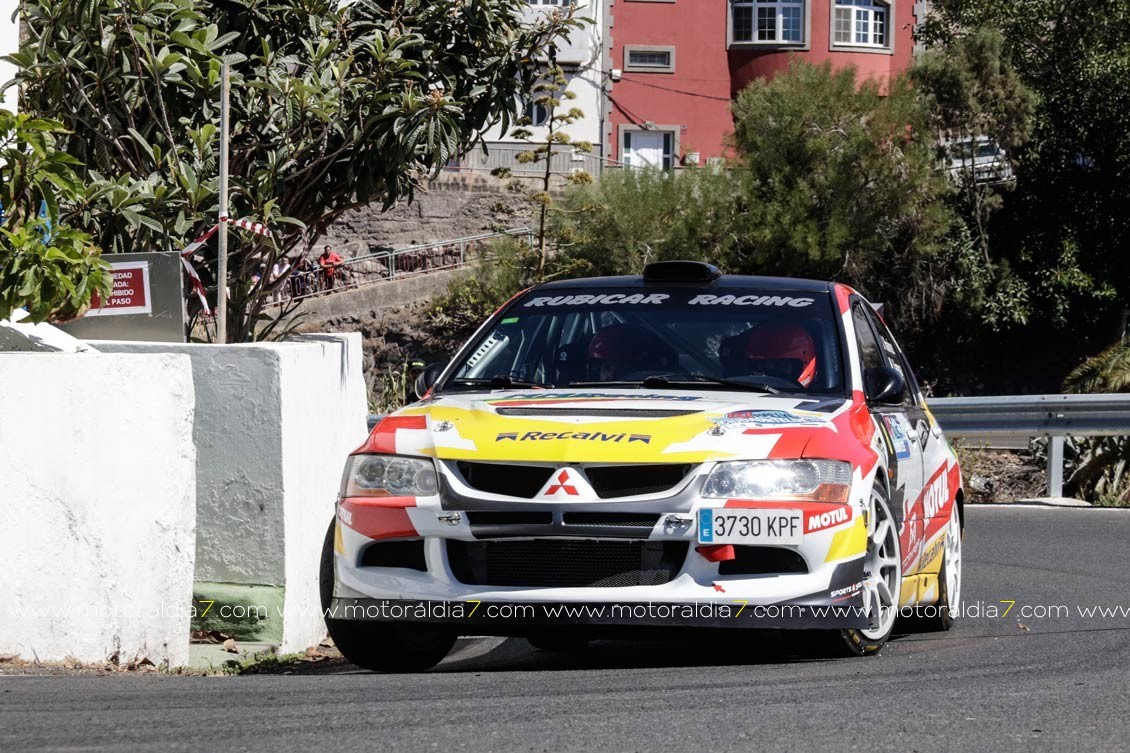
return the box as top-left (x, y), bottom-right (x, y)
top-left (320, 261), bottom-right (964, 671)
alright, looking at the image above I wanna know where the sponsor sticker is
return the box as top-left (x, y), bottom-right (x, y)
top-left (523, 293), bottom-right (670, 307)
top-left (710, 409), bottom-right (829, 429)
top-left (830, 581), bottom-right (864, 600)
top-left (805, 505), bottom-right (852, 533)
top-left (688, 294), bottom-right (814, 308)
top-left (883, 415), bottom-right (913, 460)
top-left (496, 431), bottom-right (652, 444)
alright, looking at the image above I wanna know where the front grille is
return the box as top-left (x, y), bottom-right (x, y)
top-left (456, 462), bottom-right (553, 498)
top-left (359, 540), bottom-right (427, 571)
top-left (586, 464), bottom-right (692, 498)
top-left (447, 539), bottom-right (687, 588)
top-left (561, 512), bottom-right (660, 528)
top-left (717, 546), bottom-right (808, 576)
top-left (465, 511), bottom-right (553, 526)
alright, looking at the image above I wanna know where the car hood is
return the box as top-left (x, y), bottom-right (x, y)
top-left (362, 389), bottom-right (856, 465)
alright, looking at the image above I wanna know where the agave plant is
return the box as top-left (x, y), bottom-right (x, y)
top-left (1063, 341), bottom-right (1130, 505)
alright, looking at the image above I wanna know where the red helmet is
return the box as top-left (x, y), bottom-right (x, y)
top-left (745, 323), bottom-right (817, 387)
top-left (588, 324), bottom-right (674, 378)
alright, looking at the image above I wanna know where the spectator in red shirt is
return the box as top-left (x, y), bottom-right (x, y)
top-left (318, 245), bottom-right (344, 289)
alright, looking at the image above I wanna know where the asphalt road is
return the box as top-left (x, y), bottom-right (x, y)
top-left (4, 505), bottom-right (1130, 753)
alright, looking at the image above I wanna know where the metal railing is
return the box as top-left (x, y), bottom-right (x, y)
top-left (929, 394), bottom-right (1130, 497)
top-left (446, 142), bottom-right (605, 177)
top-left (265, 228), bottom-right (533, 307)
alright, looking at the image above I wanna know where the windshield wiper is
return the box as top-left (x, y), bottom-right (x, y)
top-left (448, 376), bottom-right (554, 390)
top-left (569, 375), bottom-right (782, 394)
top-left (640, 375), bottom-right (783, 394)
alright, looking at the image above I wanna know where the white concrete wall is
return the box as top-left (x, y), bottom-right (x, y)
top-left (278, 334), bottom-right (368, 651)
top-left (97, 334), bottom-right (368, 653)
top-left (0, 353), bottom-right (197, 666)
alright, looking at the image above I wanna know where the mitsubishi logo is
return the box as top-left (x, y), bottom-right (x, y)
top-left (545, 469), bottom-right (579, 496)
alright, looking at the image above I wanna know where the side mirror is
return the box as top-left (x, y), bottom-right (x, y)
top-left (414, 362), bottom-right (447, 400)
top-left (864, 366), bottom-right (906, 405)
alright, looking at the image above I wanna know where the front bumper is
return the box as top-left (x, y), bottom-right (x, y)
top-left (332, 492), bottom-right (872, 631)
top-left (326, 596), bottom-right (869, 630)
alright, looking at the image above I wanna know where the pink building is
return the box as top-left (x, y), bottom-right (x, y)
top-left (606, 0), bottom-right (926, 169)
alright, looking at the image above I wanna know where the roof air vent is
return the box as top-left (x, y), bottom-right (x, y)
top-left (642, 260), bottom-right (723, 284)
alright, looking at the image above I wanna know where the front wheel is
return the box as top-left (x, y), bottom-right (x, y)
top-left (319, 519), bottom-right (456, 672)
top-left (822, 483), bottom-right (903, 657)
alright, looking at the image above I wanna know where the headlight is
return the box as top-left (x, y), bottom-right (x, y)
top-left (702, 460), bottom-right (851, 503)
top-left (342, 454), bottom-right (439, 497)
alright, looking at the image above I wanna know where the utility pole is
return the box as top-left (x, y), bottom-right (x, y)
top-left (216, 62), bottom-right (231, 343)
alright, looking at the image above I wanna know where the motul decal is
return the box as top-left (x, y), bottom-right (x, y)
top-left (806, 505), bottom-right (852, 533)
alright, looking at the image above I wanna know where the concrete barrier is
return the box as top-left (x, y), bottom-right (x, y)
top-left (0, 352), bottom-right (197, 666)
top-left (96, 334), bottom-right (368, 654)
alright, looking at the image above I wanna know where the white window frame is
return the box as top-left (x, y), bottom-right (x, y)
top-left (619, 125), bottom-right (679, 171)
top-left (729, 0), bottom-right (808, 48)
top-left (624, 45), bottom-right (677, 74)
top-left (831, 0), bottom-right (893, 52)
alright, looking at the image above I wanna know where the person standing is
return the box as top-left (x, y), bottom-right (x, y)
top-left (318, 245), bottom-right (344, 289)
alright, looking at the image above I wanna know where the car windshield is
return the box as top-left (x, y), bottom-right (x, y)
top-left (441, 286), bottom-right (847, 396)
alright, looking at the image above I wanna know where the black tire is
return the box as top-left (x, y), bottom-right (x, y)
top-left (527, 631), bottom-right (590, 652)
top-left (319, 519), bottom-right (456, 672)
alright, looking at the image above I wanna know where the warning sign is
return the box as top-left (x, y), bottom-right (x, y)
top-left (87, 262), bottom-right (152, 317)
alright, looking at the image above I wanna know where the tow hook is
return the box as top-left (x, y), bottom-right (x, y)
top-left (663, 513), bottom-right (693, 530)
top-left (436, 512), bottom-right (462, 526)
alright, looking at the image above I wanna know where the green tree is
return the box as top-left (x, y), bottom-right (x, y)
top-left (550, 167), bottom-right (744, 276)
top-left (912, 29), bottom-right (1035, 265)
top-left (728, 62), bottom-right (963, 334)
top-left (0, 111), bottom-right (111, 323)
top-left (917, 0), bottom-right (1130, 391)
top-left (1063, 342), bottom-right (1130, 505)
top-left (7, 0), bottom-right (580, 341)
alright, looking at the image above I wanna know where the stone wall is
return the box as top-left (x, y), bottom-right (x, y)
top-left (321, 173), bottom-right (535, 256)
top-left (292, 268), bottom-right (471, 403)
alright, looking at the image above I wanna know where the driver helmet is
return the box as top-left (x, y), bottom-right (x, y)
top-left (587, 324), bottom-right (676, 381)
top-left (745, 322), bottom-right (817, 388)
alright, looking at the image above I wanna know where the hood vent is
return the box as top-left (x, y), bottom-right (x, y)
top-left (495, 407), bottom-right (701, 418)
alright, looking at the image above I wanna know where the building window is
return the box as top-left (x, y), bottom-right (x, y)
top-left (833, 0), bottom-right (889, 48)
top-left (623, 128), bottom-right (676, 170)
top-left (527, 99), bottom-right (551, 127)
top-left (624, 46), bottom-right (677, 73)
top-left (528, 0), bottom-right (573, 5)
top-left (731, 0), bottom-right (805, 45)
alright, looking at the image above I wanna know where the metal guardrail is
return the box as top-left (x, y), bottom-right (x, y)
top-left (930, 394), bottom-right (1130, 498)
top-left (366, 394), bottom-right (1130, 498)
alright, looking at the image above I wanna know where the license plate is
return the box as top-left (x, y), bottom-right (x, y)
top-left (697, 508), bottom-right (803, 545)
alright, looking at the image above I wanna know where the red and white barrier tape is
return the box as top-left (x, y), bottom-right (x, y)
top-left (177, 216), bottom-right (274, 316)
top-left (223, 215), bottom-right (273, 239)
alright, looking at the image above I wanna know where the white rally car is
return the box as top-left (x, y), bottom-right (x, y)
top-left (320, 261), bottom-right (964, 671)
